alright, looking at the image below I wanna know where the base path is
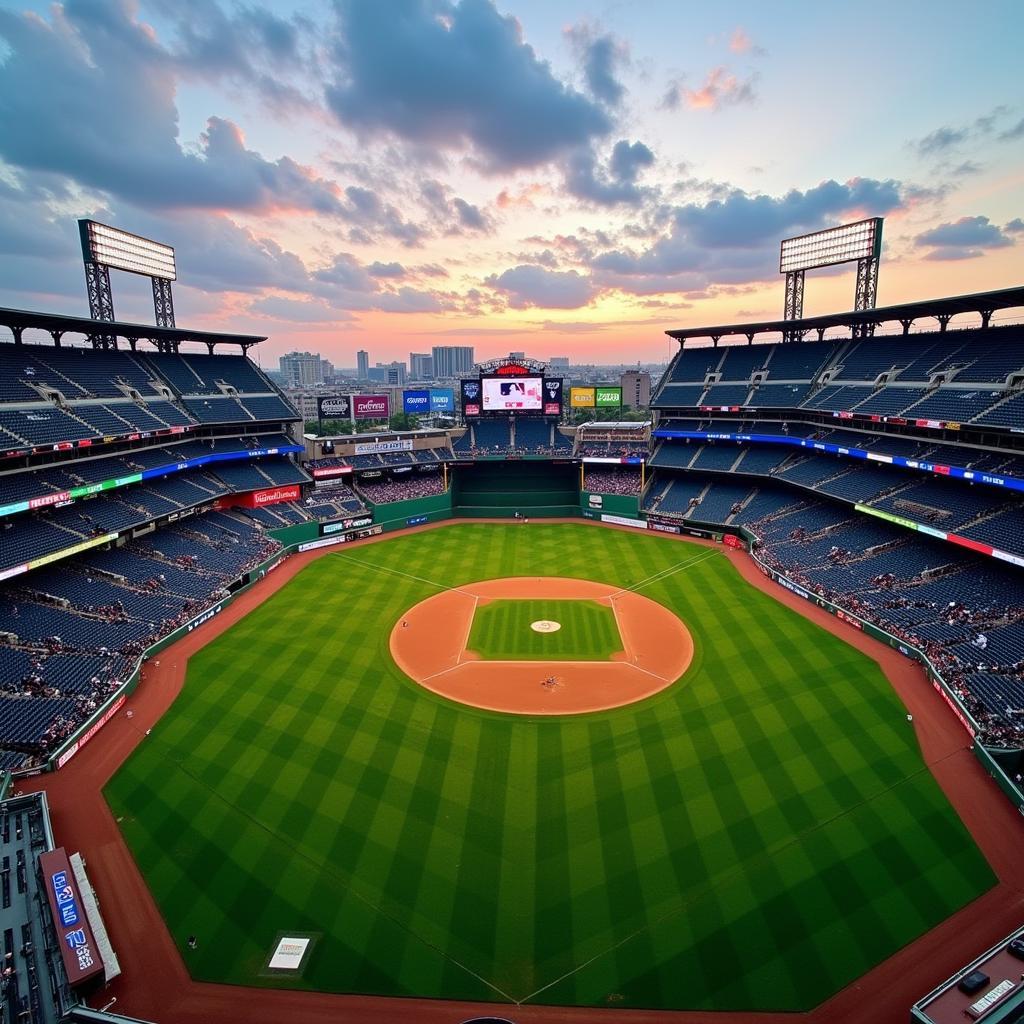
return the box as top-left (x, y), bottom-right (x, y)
top-left (17, 517), bottom-right (1024, 1024)
top-left (390, 576), bottom-right (694, 714)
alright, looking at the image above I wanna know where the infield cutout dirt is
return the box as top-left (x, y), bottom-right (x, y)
top-left (390, 576), bottom-right (694, 714)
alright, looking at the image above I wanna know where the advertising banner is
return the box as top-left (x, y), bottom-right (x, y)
top-left (461, 379), bottom-right (481, 417)
top-left (354, 440), bottom-right (412, 455)
top-left (38, 848), bottom-right (105, 986)
top-left (601, 513), bottom-right (647, 529)
top-left (570, 387), bottom-right (595, 408)
top-left (352, 394), bottom-right (390, 420)
top-left (429, 388), bottom-right (455, 412)
top-left (542, 378), bottom-right (563, 415)
top-left (595, 386), bottom-right (622, 407)
top-left (402, 389), bottom-right (430, 415)
top-left (310, 464), bottom-right (352, 479)
top-left (251, 485), bottom-right (301, 507)
top-left (316, 395), bottom-right (351, 419)
top-left (322, 515), bottom-right (374, 535)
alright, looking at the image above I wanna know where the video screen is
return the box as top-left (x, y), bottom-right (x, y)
top-left (482, 376), bottom-right (543, 411)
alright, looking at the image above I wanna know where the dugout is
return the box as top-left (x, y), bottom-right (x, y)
top-left (452, 460), bottom-right (578, 517)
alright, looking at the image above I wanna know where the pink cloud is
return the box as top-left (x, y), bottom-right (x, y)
top-left (683, 67), bottom-right (756, 111)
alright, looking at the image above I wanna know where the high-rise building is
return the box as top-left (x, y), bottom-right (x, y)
top-left (384, 361), bottom-right (407, 386)
top-left (409, 352), bottom-right (434, 380)
top-left (620, 370), bottom-right (651, 409)
top-left (279, 351), bottom-right (323, 388)
top-left (431, 345), bottom-right (475, 378)
top-left (320, 357), bottom-right (334, 380)
top-left (356, 350), bottom-right (370, 381)
top-left (549, 356), bottom-right (570, 368)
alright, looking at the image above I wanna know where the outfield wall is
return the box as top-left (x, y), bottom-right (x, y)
top-left (363, 490), bottom-right (453, 533)
top-left (453, 461), bottom-right (578, 517)
top-left (579, 491), bottom-right (639, 518)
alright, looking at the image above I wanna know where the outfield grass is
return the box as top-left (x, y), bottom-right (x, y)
top-left (467, 598), bottom-right (622, 660)
top-left (104, 524), bottom-right (995, 1011)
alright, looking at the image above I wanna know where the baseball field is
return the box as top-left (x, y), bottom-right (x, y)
top-left (103, 523), bottom-right (995, 1012)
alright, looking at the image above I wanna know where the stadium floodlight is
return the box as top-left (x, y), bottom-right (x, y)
top-left (779, 218), bottom-right (881, 274)
top-left (80, 221), bottom-right (177, 280)
top-left (778, 217), bottom-right (883, 338)
top-left (78, 219), bottom-right (178, 331)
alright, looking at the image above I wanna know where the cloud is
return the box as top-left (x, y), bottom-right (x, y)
top-left (591, 177), bottom-right (907, 293)
top-left (678, 67), bottom-right (757, 111)
top-left (915, 215), bottom-right (1016, 260)
top-left (1005, 218), bottom-right (1024, 234)
top-left (486, 264), bottom-right (595, 309)
top-left (157, 0), bottom-right (312, 113)
top-left (916, 126), bottom-right (970, 155)
top-left (340, 186), bottom-right (425, 245)
top-left (367, 261), bottom-right (406, 278)
top-left (914, 106), bottom-right (1019, 155)
top-left (452, 197), bottom-right (488, 231)
top-left (325, 0), bottom-right (612, 170)
top-left (999, 117), bottom-right (1024, 141)
top-left (728, 27), bottom-right (765, 56)
top-left (419, 179), bottom-right (493, 234)
top-left (565, 139), bottom-right (655, 207)
top-left (0, 3), bottom-right (341, 215)
top-left (565, 22), bottom-right (628, 106)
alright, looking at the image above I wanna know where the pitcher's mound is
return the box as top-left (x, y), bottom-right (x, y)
top-left (391, 577), bottom-right (694, 715)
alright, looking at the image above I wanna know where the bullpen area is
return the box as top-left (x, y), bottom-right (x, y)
top-left (103, 523), bottom-right (994, 1012)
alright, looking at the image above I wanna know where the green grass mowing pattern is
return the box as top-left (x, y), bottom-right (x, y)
top-left (103, 524), bottom-right (996, 1011)
top-left (466, 598), bottom-right (622, 660)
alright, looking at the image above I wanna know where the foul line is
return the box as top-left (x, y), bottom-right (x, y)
top-left (610, 548), bottom-right (720, 598)
top-left (330, 550), bottom-right (483, 599)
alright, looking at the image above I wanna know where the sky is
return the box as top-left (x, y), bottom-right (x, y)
top-left (0, 0), bottom-right (1022, 371)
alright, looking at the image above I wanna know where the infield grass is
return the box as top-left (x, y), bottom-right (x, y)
top-left (104, 523), bottom-right (995, 1012)
top-left (467, 598), bottom-right (622, 660)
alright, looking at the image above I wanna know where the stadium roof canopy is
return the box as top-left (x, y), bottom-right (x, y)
top-left (665, 285), bottom-right (1024, 345)
top-left (0, 306), bottom-right (266, 353)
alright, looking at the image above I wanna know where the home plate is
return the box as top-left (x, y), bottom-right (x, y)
top-left (531, 620), bottom-right (561, 633)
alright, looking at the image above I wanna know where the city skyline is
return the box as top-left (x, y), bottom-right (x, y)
top-left (0, 0), bottom-right (1021, 365)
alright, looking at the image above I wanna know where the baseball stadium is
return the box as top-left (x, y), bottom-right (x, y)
top-left (0, 212), bottom-right (1019, 1024)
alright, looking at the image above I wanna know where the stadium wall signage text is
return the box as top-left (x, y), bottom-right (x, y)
top-left (403, 389), bottom-right (430, 414)
top-left (39, 848), bottom-right (105, 986)
top-left (353, 440), bottom-right (413, 455)
top-left (316, 395), bottom-right (351, 419)
top-left (353, 394), bottom-right (390, 420)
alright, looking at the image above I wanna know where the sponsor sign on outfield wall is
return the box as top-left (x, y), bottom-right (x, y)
top-left (39, 848), bottom-right (105, 986)
top-left (55, 694), bottom-right (126, 769)
top-left (352, 394), bottom-right (390, 420)
top-left (298, 537), bottom-right (346, 552)
top-left (322, 516), bottom-right (373, 534)
top-left (595, 386), bottom-right (622, 407)
top-left (570, 387), bottom-right (595, 408)
top-left (601, 513), bottom-right (647, 529)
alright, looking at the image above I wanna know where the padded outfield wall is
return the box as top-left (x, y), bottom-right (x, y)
top-left (452, 460), bottom-right (579, 517)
